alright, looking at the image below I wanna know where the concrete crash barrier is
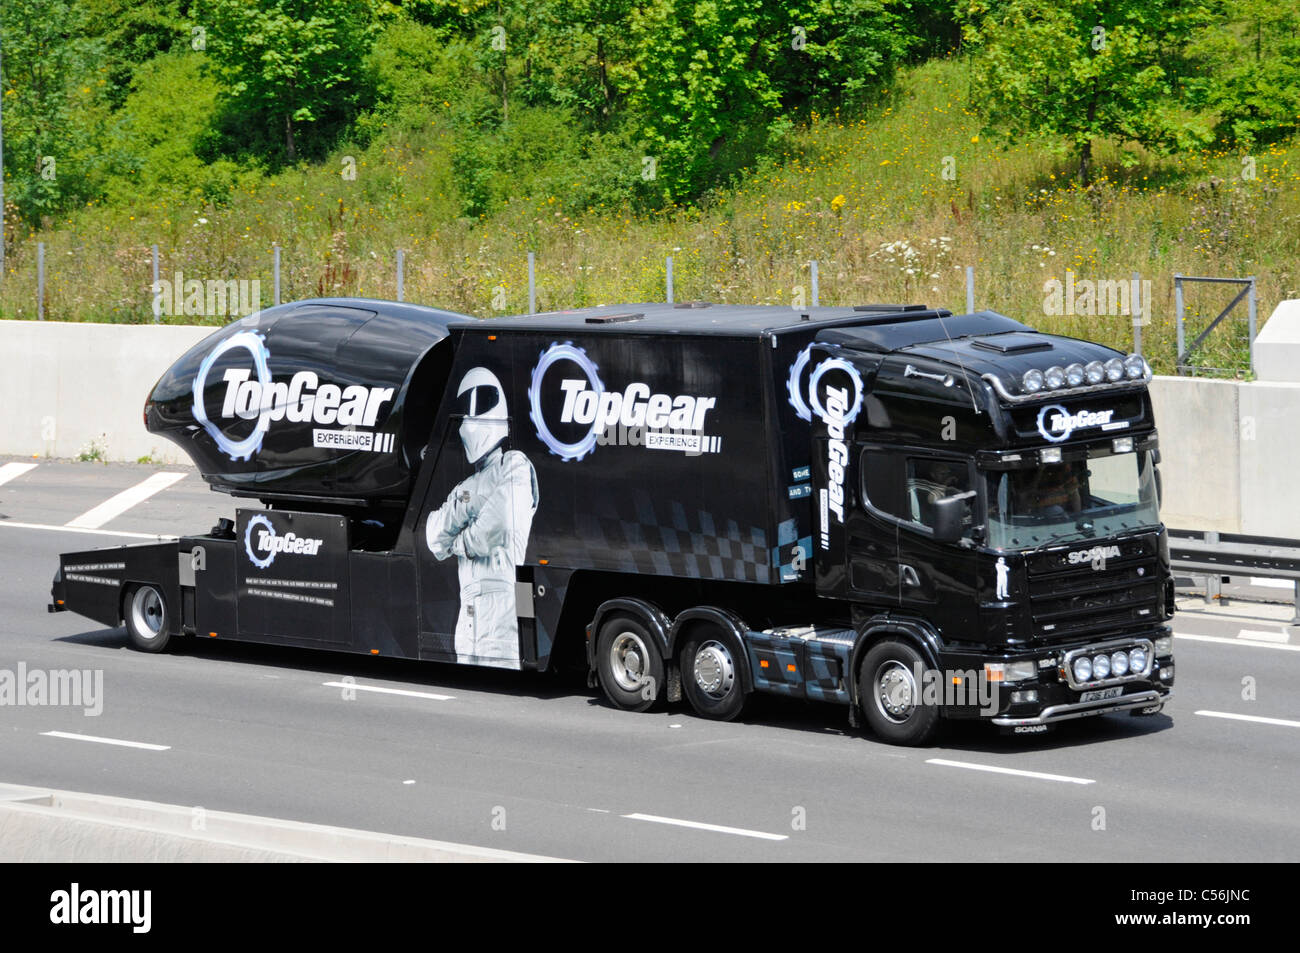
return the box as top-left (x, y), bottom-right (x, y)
top-left (0, 783), bottom-right (568, 862)
top-left (0, 320), bottom-right (212, 463)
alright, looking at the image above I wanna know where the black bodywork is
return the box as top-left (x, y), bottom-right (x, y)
top-left (51, 299), bottom-right (1173, 732)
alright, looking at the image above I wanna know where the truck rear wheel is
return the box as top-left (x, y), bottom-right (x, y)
top-left (680, 630), bottom-right (747, 721)
top-left (596, 615), bottom-right (664, 712)
top-left (125, 584), bottom-right (171, 653)
top-left (858, 639), bottom-right (940, 746)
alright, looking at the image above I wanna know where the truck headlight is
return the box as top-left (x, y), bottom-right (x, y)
top-left (1045, 366), bottom-right (1066, 389)
top-left (1085, 361), bottom-right (1105, 384)
top-left (1104, 357), bottom-right (1125, 381)
top-left (1022, 369), bottom-right (1044, 393)
top-left (1065, 363), bottom-right (1085, 387)
top-left (1110, 651), bottom-right (1130, 676)
top-left (1154, 636), bottom-right (1173, 656)
top-left (1072, 656), bottom-right (1092, 682)
top-left (1092, 654), bottom-right (1111, 678)
top-left (986, 660), bottom-right (1038, 683)
top-left (1129, 646), bottom-right (1149, 672)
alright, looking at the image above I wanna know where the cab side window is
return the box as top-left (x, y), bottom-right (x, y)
top-left (905, 457), bottom-right (971, 532)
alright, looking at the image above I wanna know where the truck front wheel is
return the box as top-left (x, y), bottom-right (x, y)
top-left (125, 584), bottom-right (171, 653)
top-left (680, 630), bottom-right (747, 721)
top-left (596, 615), bottom-right (664, 712)
top-left (858, 640), bottom-right (940, 746)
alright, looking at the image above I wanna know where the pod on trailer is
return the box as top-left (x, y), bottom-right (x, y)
top-left (51, 298), bottom-right (1176, 745)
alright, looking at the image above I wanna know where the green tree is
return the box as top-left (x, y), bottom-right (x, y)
top-left (0, 0), bottom-right (106, 224)
top-left (958, 0), bottom-right (1219, 183)
top-left (625, 0), bottom-right (782, 201)
top-left (199, 0), bottom-right (380, 162)
top-left (1202, 1), bottom-right (1300, 145)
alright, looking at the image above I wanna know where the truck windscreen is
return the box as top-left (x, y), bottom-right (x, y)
top-left (985, 450), bottom-right (1160, 550)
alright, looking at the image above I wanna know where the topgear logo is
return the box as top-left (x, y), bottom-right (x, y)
top-left (785, 347), bottom-right (865, 549)
top-left (243, 513), bottom-right (324, 569)
top-left (192, 329), bottom-right (395, 461)
top-left (1036, 404), bottom-right (1116, 443)
top-left (528, 342), bottom-right (718, 461)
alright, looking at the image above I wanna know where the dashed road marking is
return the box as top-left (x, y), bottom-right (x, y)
top-left (1176, 633), bottom-right (1300, 653)
top-left (0, 462), bottom-right (38, 487)
top-left (66, 472), bottom-right (187, 529)
top-left (0, 519), bottom-right (171, 540)
top-left (41, 730), bottom-right (170, 751)
top-left (1236, 629), bottom-right (1289, 644)
top-left (1195, 710), bottom-right (1300, 729)
top-left (926, 758), bottom-right (1095, 785)
top-left (322, 681), bottom-right (454, 701)
top-left (622, 812), bottom-right (788, 841)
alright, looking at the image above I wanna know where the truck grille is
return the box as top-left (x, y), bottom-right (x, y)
top-left (1025, 538), bottom-right (1162, 642)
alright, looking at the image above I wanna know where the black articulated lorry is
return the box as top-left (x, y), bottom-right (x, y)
top-left (50, 297), bottom-right (1175, 744)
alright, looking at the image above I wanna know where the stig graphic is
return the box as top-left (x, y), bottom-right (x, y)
top-left (425, 368), bottom-right (539, 669)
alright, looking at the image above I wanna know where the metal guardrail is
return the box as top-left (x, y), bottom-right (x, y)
top-left (1168, 528), bottom-right (1300, 623)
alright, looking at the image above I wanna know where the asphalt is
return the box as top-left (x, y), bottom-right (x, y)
top-left (1, 457), bottom-right (1297, 862)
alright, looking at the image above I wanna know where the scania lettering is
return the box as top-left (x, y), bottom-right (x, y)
top-left (50, 298), bottom-right (1174, 745)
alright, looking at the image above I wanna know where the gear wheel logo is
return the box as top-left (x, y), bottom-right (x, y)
top-left (528, 341), bottom-right (605, 461)
top-left (243, 513), bottom-right (276, 569)
top-left (191, 329), bottom-right (272, 461)
top-left (786, 343), bottom-right (815, 422)
top-left (808, 357), bottom-right (864, 426)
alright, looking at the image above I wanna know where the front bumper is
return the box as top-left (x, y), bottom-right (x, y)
top-left (992, 688), bottom-right (1170, 727)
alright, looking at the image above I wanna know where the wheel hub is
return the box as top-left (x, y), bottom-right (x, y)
top-left (610, 632), bottom-right (649, 691)
top-left (693, 641), bottom-right (735, 697)
top-left (875, 662), bottom-right (917, 723)
top-left (131, 588), bottom-right (163, 639)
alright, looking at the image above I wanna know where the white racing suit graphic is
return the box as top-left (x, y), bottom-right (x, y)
top-left (426, 443), bottom-right (539, 669)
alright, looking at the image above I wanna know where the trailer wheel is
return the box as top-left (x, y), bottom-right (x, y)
top-left (680, 629), bottom-right (747, 721)
top-left (596, 615), bottom-right (664, 712)
top-left (858, 639), bottom-right (939, 746)
top-left (125, 584), bottom-right (171, 653)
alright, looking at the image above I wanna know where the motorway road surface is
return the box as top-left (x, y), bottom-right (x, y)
top-left (1, 457), bottom-right (1297, 862)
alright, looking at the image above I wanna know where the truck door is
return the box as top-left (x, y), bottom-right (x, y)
top-left (893, 453), bottom-right (980, 637)
top-left (849, 445), bottom-right (903, 608)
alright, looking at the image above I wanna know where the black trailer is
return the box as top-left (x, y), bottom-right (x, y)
top-left (51, 297), bottom-right (1175, 744)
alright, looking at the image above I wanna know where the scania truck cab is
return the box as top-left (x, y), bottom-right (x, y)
top-left (805, 309), bottom-right (1173, 742)
top-left (49, 299), bottom-right (1173, 746)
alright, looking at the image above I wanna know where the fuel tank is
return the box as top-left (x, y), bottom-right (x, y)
top-left (144, 297), bottom-right (466, 507)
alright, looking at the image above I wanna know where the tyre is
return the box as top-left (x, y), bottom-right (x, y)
top-left (595, 615), bottom-right (664, 712)
top-left (124, 584), bottom-right (171, 653)
top-left (680, 628), bottom-right (747, 721)
top-left (858, 639), bottom-right (940, 746)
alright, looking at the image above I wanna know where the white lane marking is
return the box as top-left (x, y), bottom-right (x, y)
top-left (1195, 710), bottom-right (1300, 729)
top-left (622, 812), bottom-right (789, 841)
top-left (926, 758), bottom-right (1095, 785)
top-left (0, 462), bottom-right (38, 487)
top-left (41, 730), bottom-right (170, 751)
top-left (1249, 578), bottom-right (1294, 590)
top-left (0, 519), bottom-right (172, 540)
top-left (1237, 629), bottom-right (1289, 643)
top-left (322, 681), bottom-right (454, 701)
top-left (1176, 632), bottom-right (1300, 653)
top-left (66, 472), bottom-right (187, 529)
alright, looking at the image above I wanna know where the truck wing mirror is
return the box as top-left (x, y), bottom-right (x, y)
top-left (932, 491), bottom-right (975, 544)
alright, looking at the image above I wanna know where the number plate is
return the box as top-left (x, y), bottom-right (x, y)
top-left (1080, 686), bottom-right (1124, 702)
